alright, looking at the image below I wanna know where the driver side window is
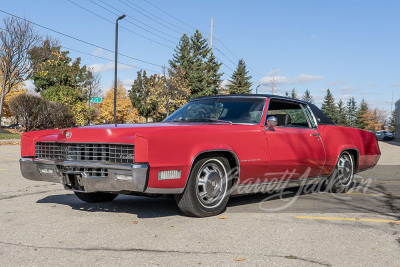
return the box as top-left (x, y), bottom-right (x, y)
top-left (266, 99), bottom-right (312, 128)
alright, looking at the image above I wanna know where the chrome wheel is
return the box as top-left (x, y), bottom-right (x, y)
top-left (196, 159), bottom-right (228, 208)
top-left (337, 153), bottom-right (354, 186)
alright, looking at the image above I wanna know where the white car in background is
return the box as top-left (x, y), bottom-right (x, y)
top-left (375, 130), bottom-right (395, 141)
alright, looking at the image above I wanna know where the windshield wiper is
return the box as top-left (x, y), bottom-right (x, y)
top-left (170, 118), bottom-right (233, 124)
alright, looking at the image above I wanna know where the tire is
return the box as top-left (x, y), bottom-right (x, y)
top-left (175, 156), bottom-right (232, 217)
top-left (326, 151), bottom-right (355, 193)
top-left (74, 191), bottom-right (118, 203)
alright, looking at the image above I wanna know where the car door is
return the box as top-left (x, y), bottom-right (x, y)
top-left (263, 99), bottom-right (325, 180)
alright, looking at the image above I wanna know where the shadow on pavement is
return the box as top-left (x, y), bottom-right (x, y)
top-left (37, 194), bottom-right (182, 218)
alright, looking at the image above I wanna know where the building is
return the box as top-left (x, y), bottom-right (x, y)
top-left (395, 99), bottom-right (400, 139)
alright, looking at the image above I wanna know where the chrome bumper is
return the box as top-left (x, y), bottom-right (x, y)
top-left (20, 158), bottom-right (148, 193)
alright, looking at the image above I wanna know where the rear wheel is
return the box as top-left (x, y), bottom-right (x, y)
top-left (175, 156), bottom-right (231, 217)
top-left (74, 191), bottom-right (118, 203)
top-left (326, 151), bottom-right (355, 193)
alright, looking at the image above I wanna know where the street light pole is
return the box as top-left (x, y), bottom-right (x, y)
top-left (114, 14), bottom-right (126, 126)
top-left (256, 85), bottom-right (260, 94)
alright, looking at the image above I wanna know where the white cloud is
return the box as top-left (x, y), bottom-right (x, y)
top-left (89, 62), bottom-right (132, 72)
top-left (339, 85), bottom-right (358, 93)
top-left (389, 83), bottom-right (399, 88)
top-left (221, 79), bottom-right (230, 88)
top-left (260, 72), bottom-right (322, 86)
top-left (122, 79), bottom-right (135, 90)
top-left (92, 48), bottom-right (104, 57)
top-left (291, 74), bottom-right (323, 84)
top-left (310, 35), bottom-right (318, 39)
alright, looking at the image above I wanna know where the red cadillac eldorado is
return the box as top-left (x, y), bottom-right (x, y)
top-left (20, 95), bottom-right (380, 217)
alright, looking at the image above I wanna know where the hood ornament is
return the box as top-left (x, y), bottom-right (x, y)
top-left (65, 131), bottom-right (72, 139)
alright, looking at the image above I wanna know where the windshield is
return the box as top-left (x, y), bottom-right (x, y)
top-left (164, 97), bottom-right (266, 124)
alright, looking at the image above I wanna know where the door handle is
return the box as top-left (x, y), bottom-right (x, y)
top-left (310, 133), bottom-right (320, 137)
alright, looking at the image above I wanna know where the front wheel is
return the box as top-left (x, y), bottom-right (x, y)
top-left (175, 156), bottom-right (232, 217)
top-left (74, 191), bottom-right (118, 203)
top-left (326, 151), bottom-right (355, 193)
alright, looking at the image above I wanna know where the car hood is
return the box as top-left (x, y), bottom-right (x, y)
top-left (32, 122), bottom-right (245, 144)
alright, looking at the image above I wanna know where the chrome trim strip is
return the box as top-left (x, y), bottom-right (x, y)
top-left (144, 187), bottom-right (184, 194)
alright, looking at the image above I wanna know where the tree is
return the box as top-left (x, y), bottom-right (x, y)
top-left (388, 111), bottom-right (395, 132)
top-left (97, 81), bottom-right (142, 124)
top-left (204, 52), bottom-right (223, 96)
top-left (0, 79), bottom-right (27, 119)
top-left (129, 70), bottom-right (155, 122)
top-left (361, 108), bottom-right (388, 131)
top-left (9, 94), bottom-right (74, 131)
top-left (355, 99), bottom-right (368, 129)
top-left (0, 16), bottom-right (40, 125)
top-left (346, 97), bottom-right (357, 127)
top-left (321, 89), bottom-right (337, 123)
top-left (336, 99), bottom-right (349, 126)
top-left (169, 30), bottom-right (223, 99)
top-left (302, 89), bottom-right (314, 104)
top-left (227, 59), bottom-right (252, 94)
top-left (290, 88), bottom-right (298, 99)
top-left (29, 42), bottom-right (95, 126)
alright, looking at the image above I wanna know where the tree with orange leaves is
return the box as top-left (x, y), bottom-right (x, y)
top-left (96, 81), bottom-right (143, 124)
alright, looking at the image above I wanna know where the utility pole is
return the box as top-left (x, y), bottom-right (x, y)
top-left (271, 68), bottom-right (275, 95)
top-left (210, 17), bottom-right (213, 51)
top-left (114, 14), bottom-right (126, 126)
top-left (256, 85), bottom-right (260, 94)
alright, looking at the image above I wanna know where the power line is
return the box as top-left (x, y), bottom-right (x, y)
top-left (118, 0), bottom-right (184, 36)
top-left (62, 46), bottom-right (159, 73)
top-left (0, 8), bottom-right (163, 68)
top-left (97, 0), bottom-right (178, 40)
top-left (125, 0), bottom-right (189, 33)
top-left (68, 0), bottom-right (174, 49)
top-left (93, 0), bottom-right (177, 44)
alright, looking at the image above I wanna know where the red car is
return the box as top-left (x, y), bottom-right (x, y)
top-left (20, 95), bottom-right (380, 217)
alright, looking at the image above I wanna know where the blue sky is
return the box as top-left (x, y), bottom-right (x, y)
top-left (1, 0), bottom-right (399, 112)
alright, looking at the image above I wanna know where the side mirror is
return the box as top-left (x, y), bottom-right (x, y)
top-left (266, 116), bottom-right (278, 130)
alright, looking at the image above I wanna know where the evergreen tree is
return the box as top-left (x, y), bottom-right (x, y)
top-left (169, 30), bottom-right (222, 99)
top-left (129, 70), bottom-right (155, 122)
top-left (290, 88), bottom-right (298, 99)
top-left (169, 34), bottom-right (192, 75)
top-left (355, 99), bottom-right (368, 129)
top-left (204, 52), bottom-right (223, 96)
top-left (346, 97), bottom-right (358, 127)
top-left (336, 99), bottom-right (349, 126)
top-left (321, 89), bottom-right (338, 123)
top-left (227, 59), bottom-right (252, 94)
top-left (302, 89), bottom-right (315, 104)
top-left (388, 111), bottom-right (395, 132)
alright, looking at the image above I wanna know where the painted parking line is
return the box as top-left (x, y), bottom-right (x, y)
top-left (0, 149), bottom-right (19, 152)
top-left (0, 169), bottom-right (6, 171)
top-left (294, 216), bottom-right (400, 224)
top-left (0, 156), bottom-right (18, 161)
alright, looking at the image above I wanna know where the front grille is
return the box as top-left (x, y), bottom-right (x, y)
top-left (35, 142), bottom-right (134, 164)
top-left (56, 165), bottom-right (109, 177)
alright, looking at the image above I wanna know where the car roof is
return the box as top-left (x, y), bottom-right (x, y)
top-left (191, 94), bottom-right (310, 105)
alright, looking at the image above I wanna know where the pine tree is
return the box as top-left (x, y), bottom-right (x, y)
top-left (302, 89), bottom-right (315, 104)
top-left (355, 99), bottom-right (368, 129)
top-left (321, 89), bottom-right (338, 123)
top-left (227, 59), bottom-right (252, 94)
top-left (290, 88), bottom-right (298, 99)
top-left (346, 97), bottom-right (358, 127)
top-left (129, 70), bottom-right (155, 122)
top-left (204, 51), bottom-right (223, 96)
top-left (336, 99), bottom-right (349, 126)
top-left (169, 34), bottom-right (192, 75)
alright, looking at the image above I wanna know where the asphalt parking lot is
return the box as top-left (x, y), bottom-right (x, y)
top-left (0, 142), bottom-right (399, 266)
